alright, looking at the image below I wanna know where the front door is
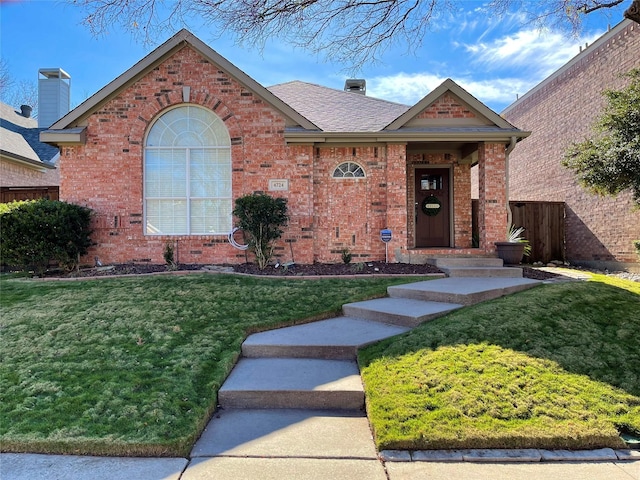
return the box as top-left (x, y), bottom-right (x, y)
top-left (415, 168), bottom-right (451, 247)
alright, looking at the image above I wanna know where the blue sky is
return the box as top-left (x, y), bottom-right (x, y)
top-left (0, 0), bottom-right (630, 113)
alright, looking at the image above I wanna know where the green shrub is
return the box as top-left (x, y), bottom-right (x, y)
top-left (341, 248), bottom-right (352, 264)
top-left (0, 200), bottom-right (29, 215)
top-left (233, 193), bottom-right (288, 270)
top-left (0, 199), bottom-right (93, 274)
top-left (634, 240), bottom-right (640, 259)
top-left (163, 241), bottom-right (177, 270)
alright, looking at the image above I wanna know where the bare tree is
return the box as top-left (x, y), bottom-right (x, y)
top-left (0, 58), bottom-right (13, 93)
top-left (0, 59), bottom-right (38, 117)
top-left (69, 0), bottom-right (634, 70)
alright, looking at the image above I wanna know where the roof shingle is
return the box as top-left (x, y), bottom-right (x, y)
top-left (267, 81), bottom-right (410, 132)
top-left (0, 102), bottom-right (59, 165)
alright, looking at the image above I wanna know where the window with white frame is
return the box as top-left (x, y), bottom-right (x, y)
top-left (332, 162), bottom-right (365, 178)
top-left (144, 105), bottom-right (232, 235)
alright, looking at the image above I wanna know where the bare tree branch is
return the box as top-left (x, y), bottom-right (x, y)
top-left (581, 0), bottom-right (624, 14)
top-left (0, 60), bottom-right (38, 117)
top-left (66, 0), bottom-right (633, 70)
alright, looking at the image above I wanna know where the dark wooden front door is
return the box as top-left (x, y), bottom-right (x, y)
top-left (415, 168), bottom-right (450, 247)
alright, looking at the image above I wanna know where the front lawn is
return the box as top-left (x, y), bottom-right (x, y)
top-left (0, 273), bottom-right (421, 457)
top-left (359, 274), bottom-right (640, 451)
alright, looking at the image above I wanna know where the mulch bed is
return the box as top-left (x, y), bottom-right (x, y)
top-left (34, 262), bottom-right (561, 281)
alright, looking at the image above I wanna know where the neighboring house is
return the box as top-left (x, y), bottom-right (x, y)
top-left (41, 29), bottom-right (528, 266)
top-left (503, 19), bottom-right (640, 272)
top-left (0, 101), bottom-right (60, 202)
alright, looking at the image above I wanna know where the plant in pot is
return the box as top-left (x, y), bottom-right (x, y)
top-left (495, 225), bottom-right (532, 265)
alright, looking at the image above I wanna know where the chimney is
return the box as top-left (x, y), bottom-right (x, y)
top-left (344, 79), bottom-right (366, 95)
top-left (20, 105), bottom-right (32, 118)
top-left (38, 68), bottom-right (71, 128)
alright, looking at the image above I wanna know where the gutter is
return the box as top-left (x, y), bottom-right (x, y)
top-left (0, 150), bottom-right (57, 170)
top-left (505, 136), bottom-right (517, 230)
top-left (284, 130), bottom-right (530, 144)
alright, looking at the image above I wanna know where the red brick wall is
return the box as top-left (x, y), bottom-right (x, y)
top-left (386, 144), bottom-right (409, 261)
top-left (415, 93), bottom-right (477, 119)
top-left (477, 142), bottom-right (508, 252)
top-left (312, 146), bottom-right (388, 263)
top-left (1, 159), bottom-right (59, 188)
top-left (61, 44), bottom-right (507, 266)
top-left (61, 45), bottom-right (317, 265)
top-left (503, 20), bottom-right (640, 270)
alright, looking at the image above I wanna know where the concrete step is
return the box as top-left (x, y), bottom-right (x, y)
top-left (427, 257), bottom-right (504, 268)
top-left (388, 277), bottom-right (542, 306)
top-left (442, 266), bottom-right (523, 278)
top-left (218, 358), bottom-right (364, 409)
top-left (342, 297), bottom-right (463, 327)
top-left (191, 409), bottom-right (377, 459)
top-left (242, 317), bottom-right (410, 360)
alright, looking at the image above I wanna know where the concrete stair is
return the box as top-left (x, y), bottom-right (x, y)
top-left (242, 317), bottom-right (409, 359)
top-left (218, 357), bottom-right (365, 409)
top-left (427, 256), bottom-right (523, 278)
top-left (193, 266), bottom-right (542, 463)
top-left (387, 277), bottom-right (541, 306)
top-left (342, 297), bottom-right (463, 327)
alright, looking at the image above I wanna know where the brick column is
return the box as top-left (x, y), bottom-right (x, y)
top-left (477, 142), bottom-right (508, 253)
top-left (385, 143), bottom-right (408, 262)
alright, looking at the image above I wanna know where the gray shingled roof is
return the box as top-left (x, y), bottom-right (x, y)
top-left (267, 81), bottom-right (410, 132)
top-left (0, 102), bottom-right (59, 166)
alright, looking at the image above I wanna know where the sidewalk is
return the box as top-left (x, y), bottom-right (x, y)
top-left (3, 452), bottom-right (638, 480)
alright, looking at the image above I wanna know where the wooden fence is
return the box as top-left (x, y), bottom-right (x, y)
top-left (1, 186), bottom-right (59, 203)
top-left (473, 200), bottom-right (565, 264)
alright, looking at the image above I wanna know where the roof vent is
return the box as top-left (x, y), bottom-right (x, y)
top-left (20, 105), bottom-right (33, 118)
top-left (344, 79), bottom-right (366, 95)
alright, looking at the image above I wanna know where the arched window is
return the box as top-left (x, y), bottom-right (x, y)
top-left (144, 105), bottom-right (232, 235)
top-left (332, 162), bottom-right (365, 178)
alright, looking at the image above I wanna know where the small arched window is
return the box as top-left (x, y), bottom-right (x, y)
top-left (144, 105), bottom-right (232, 235)
top-left (332, 162), bottom-right (365, 178)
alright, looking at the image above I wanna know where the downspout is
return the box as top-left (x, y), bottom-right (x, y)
top-left (505, 136), bottom-right (517, 231)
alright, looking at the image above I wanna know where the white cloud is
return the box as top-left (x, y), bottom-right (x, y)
top-left (366, 72), bottom-right (535, 110)
top-left (366, 24), bottom-right (607, 111)
top-left (464, 28), bottom-right (604, 76)
top-left (367, 73), bottom-right (445, 105)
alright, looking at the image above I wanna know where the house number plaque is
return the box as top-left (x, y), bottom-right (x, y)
top-left (268, 179), bottom-right (289, 191)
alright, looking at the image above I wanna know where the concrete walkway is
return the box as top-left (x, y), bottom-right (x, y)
top-left (3, 271), bottom-right (638, 480)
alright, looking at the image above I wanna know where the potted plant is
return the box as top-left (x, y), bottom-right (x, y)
top-left (495, 225), bottom-right (532, 265)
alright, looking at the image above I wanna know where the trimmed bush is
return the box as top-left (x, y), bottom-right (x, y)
top-left (0, 199), bottom-right (93, 274)
top-left (233, 193), bottom-right (288, 270)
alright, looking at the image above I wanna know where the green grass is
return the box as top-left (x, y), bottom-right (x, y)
top-left (0, 272), bottom-right (423, 457)
top-left (359, 276), bottom-right (640, 451)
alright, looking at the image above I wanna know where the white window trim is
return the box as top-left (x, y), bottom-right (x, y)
top-left (143, 105), bottom-right (232, 236)
top-left (332, 161), bottom-right (366, 179)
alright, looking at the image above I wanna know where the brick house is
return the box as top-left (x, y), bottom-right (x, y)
top-left (503, 19), bottom-right (639, 272)
top-left (41, 29), bottom-right (528, 266)
top-left (1, 101), bottom-right (59, 202)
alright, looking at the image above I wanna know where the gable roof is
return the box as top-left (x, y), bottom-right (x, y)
top-left (46, 29), bottom-right (318, 135)
top-left (385, 78), bottom-right (519, 131)
top-left (278, 79), bottom-right (528, 143)
top-left (1, 102), bottom-right (58, 169)
top-left (41, 29), bottom-right (527, 145)
top-left (268, 81), bottom-right (409, 132)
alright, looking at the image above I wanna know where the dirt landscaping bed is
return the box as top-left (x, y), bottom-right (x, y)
top-left (34, 262), bottom-right (562, 281)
